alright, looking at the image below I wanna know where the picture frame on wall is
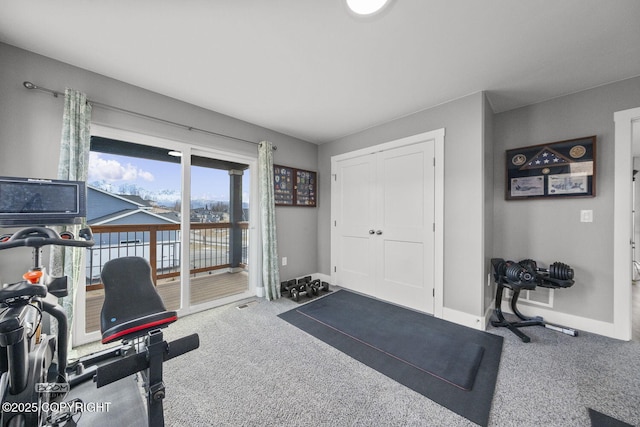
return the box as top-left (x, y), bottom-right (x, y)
top-left (505, 135), bottom-right (596, 200)
top-left (274, 165), bottom-right (317, 207)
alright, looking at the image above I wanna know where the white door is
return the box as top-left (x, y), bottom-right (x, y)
top-left (375, 142), bottom-right (434, 312)
top-left (333, 139), bottom-right (436, 314)
top-left (333, 154), bottom-right (376, 295)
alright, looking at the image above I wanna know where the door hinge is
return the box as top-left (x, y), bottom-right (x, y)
top-left (333, 174), bottom-right (337, 181)
top-left (433, 288), bottom-right (435, 297)
top-left (433, 157), bottom-right (435, 167)
top-left (433, 223), bottom-right (435, 232)
top-left (334, 220), bottom-right (337, 227)
top-left (334, 266), bottom-right (337, 273)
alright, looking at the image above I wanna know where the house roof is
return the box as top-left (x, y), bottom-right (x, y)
top-left (117, 194), bottom-right (152, 208)
top-left (90, 209), bottom-right (179, 225)
top-left (88, 186), bottom-right (149, 208)
top-left (87, 186), bottom-right (179, 225)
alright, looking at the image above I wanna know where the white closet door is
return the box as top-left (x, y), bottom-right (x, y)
top-left (333, 140), bottom-right (435, 314)
top-left (375, 141), bottom-right (434, 313)
top-left (334, 154), bottom-right (377, 295)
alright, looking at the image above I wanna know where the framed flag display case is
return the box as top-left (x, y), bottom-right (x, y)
top-left (505, 136), bottom-right (596, 200)
top-left (274, 165), bottom-right (317, 207)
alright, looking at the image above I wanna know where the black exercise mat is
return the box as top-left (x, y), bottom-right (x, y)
top-left (588, 408), bottom-right (634, 427)
top-left (279, 290), bottom-right (503, 426)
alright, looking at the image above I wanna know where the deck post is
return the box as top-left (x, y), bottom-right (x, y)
top-left (229, 170), bottom-right (244, 269)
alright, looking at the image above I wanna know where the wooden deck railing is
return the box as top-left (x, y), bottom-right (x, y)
top-left (86, 222), bottom-right (249, 290)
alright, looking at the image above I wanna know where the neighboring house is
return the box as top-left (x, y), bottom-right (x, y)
top-left (87, 186), bottom-right (179, 225)
top-left (86, 186), bottom-right (180, 280)
top-left (190, 206), bottom-right (222, 223)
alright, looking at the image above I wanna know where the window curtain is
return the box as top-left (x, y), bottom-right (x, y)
top-left (258, 141), bottom-right (281, 300)
top-left (49, 88), bottom-right (92, 346)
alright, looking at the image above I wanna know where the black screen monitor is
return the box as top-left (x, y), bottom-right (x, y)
top-left (0, 177), bottom-right (86, 227)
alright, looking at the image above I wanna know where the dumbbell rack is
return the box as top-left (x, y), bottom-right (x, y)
top-left (491, 258), bottom-right (578, 343)
top-left (280, 276), bottom-right (330, 302)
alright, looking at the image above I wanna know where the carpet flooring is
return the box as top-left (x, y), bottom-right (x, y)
top-left (75, 286), bottom-right (640, 426)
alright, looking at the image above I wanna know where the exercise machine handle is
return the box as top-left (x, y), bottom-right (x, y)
top-left (0, 226), bottom-right (94, 250)
top-left (95, 333), bottom-right (200, 388)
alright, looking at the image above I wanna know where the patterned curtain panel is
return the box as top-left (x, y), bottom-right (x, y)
top-left (258, 141), bottom-right (281, 300)
top-left (49, 88), bottom-right (92, 345)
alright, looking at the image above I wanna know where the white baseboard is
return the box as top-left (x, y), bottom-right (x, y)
top-left (481, 305), bottom-right (495, 330)
top-left (286, 273), bottom-right (332, 284)
top-left (442, 307), bottom-right (485, 330)
top-left (486, 303), bottom-right (618, 339)
top-left (311, 272), bottom-right (332, 283)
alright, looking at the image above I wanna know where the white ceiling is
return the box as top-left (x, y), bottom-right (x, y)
top-left (1, 0), bottom-right (639, 144)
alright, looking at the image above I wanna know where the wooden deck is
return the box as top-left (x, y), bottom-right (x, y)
top-left (85, 271), bottom-right (249, 333)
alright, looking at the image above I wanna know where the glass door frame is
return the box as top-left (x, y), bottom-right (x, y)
top-left (74, 124), bottom-right (260, 346)
top-left (182, 147), bottom-right (257, 314)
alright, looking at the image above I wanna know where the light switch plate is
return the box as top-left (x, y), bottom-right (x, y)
top-left (580, 210), bottom-right (593, 222)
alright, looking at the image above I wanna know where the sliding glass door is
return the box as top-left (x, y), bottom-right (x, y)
top-left (76, 126), bottom-right (257, 346)
top-left (187, 153), bottom-right (250, 308)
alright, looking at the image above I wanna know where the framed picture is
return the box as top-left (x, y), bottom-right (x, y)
top-left (274, 165), bottom-right (317, 207)
top-left (505, 136), bottom-right (596, 200)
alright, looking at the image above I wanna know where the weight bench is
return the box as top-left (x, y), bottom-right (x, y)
top-left (490, 258), bottom-right (577, 343)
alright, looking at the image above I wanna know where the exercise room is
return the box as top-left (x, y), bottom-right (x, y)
top-left (0, 1), bottom-right (639, 426)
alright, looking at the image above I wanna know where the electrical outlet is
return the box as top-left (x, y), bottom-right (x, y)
top-left (282, 257), bottom-right (287, 266)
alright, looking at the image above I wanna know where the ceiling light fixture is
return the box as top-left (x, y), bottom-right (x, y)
top-left (168, 151), bottom-right (182, 157)
top-left (346, 0), bottom-right (391, 16)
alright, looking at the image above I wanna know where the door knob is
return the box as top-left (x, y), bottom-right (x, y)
top-left (369, 229), bottom-right (375, 234)
top-left (376, 230), bottom-right (383, 235)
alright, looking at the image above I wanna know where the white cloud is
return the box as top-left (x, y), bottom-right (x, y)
top-left (138, 170), bottom-right (155, 182)
top-left (88, 152), bottom-right (154, 182)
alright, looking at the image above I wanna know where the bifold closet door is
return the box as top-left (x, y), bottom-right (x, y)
top-left (334, 140), bottom-right (435, 314)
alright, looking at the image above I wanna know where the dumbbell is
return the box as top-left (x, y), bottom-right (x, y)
top-left (548, 262), bottom-right (574, 280)
top-left (309, 279), bottom-right (321, 296)
top-left (518, 259), bottom-right (574, 280)
top-left (280, 279), bottom-right (296, 294)
top-left (297, 276), bottom-right (314, 299)
top-left (536, 262), bottom-right (574, 280)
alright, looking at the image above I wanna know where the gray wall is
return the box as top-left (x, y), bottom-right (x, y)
top-left (319, 92), bottom-right (487, 317)
top-left (493, 76), bottom-right (640, 323)
top-left (4, 40), bottom-right (639, 328)
top-left (0, 42), bottom-right (318, 283)
top-left (483, 93), bottom-right (495, 314)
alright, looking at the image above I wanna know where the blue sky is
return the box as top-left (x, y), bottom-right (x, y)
top-left (88, 152), bottom-right (250, 203)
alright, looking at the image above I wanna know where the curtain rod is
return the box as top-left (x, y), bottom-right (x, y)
top-left (22, 81), bottom-right (276, 150)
